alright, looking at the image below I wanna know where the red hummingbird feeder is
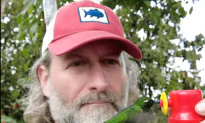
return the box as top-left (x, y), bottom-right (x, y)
top-left (160, 89), bottom-right (205, 123)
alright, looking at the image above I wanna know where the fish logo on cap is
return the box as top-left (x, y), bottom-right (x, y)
top-left (83, 9), bottom-right (104, 19)
top-left (78, 7), bottom-right (109, 24)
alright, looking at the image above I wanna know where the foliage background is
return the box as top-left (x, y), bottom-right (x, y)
top-left (1, 0), bottom-right (205, 122)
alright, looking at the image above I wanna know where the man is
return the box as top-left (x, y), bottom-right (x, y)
top-left (23, 1), bottom-right (205, 123)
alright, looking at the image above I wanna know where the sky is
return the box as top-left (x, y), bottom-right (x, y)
top-left (180, 0), bottom-right (205, 85)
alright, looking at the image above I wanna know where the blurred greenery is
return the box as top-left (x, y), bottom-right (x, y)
top-left (1, 0), bottom-right (205, 122)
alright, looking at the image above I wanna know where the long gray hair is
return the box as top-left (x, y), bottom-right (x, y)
top-left (22, 50), bottom-right (140, 123)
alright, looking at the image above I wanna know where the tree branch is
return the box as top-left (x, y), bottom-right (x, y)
top-left (1, 0), bottom-right (7, 19)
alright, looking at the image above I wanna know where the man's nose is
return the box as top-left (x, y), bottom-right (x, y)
top-left (88, 64), bottom-right (108, 93)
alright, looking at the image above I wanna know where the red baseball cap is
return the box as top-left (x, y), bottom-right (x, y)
top-left (42, 0), bottom-right (142, 59)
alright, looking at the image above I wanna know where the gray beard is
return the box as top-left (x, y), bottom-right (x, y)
top-left (47, 83), bottom-right (126, 123)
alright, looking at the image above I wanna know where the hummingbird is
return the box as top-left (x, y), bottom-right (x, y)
top-left (104, 97), bottom-right (154, 123)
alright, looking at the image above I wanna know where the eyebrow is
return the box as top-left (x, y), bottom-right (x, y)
top-left (63, 51), bottom-right (86, 60)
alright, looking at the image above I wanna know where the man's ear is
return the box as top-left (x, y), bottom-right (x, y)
top-left (38, 65), bottom-right (50, 97)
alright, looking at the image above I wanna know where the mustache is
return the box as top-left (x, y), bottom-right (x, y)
top-left (73, 92), bottom-right (123, 111)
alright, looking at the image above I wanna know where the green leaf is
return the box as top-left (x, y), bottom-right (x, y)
top-left (24, 64), bottom-right (29, 71)
top-left (30, 23), bottom-right (38, 33)
top-left (1, 115), bottom-right (17, 123)
top-left (22, 48), bottom-right (29, 59)
top-left (152, 9), bottom-right (161, 24)
top-left (179, 6), bottom-right (187, 17)
top-left (27, 5), bottom-right (34, 14)
top-left (18, 32), bottom-right (25, 40)
top-left (144, 1), bottom-right (150, 7)
top-left (189, 7), bottom-right (193, 14)
top-left (17, 14), bottom-right (23, 24)
top-left (101, 0), bottom-right (116, 9)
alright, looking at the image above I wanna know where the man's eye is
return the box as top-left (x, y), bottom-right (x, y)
top-left (72, 61), bottom-right (84, 67)
top-left (104, 59), bottom-right (118, 65)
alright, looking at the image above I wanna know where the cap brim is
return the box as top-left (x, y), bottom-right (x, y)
top-left (48, 30), bottom-right (142, 59)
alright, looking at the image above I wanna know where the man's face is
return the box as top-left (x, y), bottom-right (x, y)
top-left (41, 40), bottom-right (126, 123)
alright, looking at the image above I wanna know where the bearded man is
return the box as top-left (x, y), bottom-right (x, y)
top-left (23, 1), bottom-right (205, 123)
